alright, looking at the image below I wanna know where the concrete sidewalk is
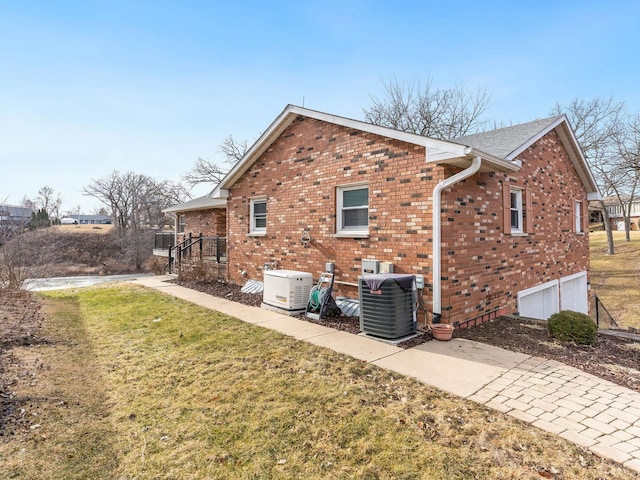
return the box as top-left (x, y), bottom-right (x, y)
top-left (132, 275), bottom-right (640, 473)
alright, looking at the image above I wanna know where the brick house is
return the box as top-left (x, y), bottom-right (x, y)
top-left (173, 105), bottom-right (600, 325)
top-left (160, 195), bottom-right (227, 268)
top-left (164, 195), bottom-right (227, 241)
top-left (601, 196), bottom-right (640, 231)
top-left (0, 204), bottom-right (32, 233)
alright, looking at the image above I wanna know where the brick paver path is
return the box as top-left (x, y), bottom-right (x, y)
top-left (469, 356), bottom-right (640, 472)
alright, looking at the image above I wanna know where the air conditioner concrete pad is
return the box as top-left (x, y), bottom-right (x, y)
top-left (358, 331), bottom-right (424, 346)
top-left (261, 302), bottom-right (307, 317)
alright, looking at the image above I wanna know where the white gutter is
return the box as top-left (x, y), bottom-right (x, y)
top-left (431, 155), bottom-right (482, 323)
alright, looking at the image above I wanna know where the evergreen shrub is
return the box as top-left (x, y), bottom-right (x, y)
top-left (547, 310), bottom-right (597, 345)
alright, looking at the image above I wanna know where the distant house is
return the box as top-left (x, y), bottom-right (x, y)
top-left (68, 214), bottom-right (112, 225)
top-left (163, 105), bottom-right (600, 324)
top-left (600, 196), bottom-right (640, 231)
top-left (0, 204), bottom-right (32, 231)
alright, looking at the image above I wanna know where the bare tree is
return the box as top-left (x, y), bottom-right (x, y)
top-left (182, 135), bottom-right (248, 187)
top-left (20, 196), bottom-right (36, 210)
top-left (363, 77), bottom-right (493, 139)
top-left (551, 98), bottom-right (627, 254)
top-left (219, 135), bottom-right (248, 163)
top-left (0, 201), bottom-right (36, 288)
top-left (20, 187), bottom-right (64, 225)
top-left (83, 171), bottom-right (190, 270)
top-left (36, 186), bottom-right (63, 222)
top-left (0, 195), bottom-right (48, 288)
top-left (552, 98), bottom-right (625, 156)
top-left (65, 205), bottom-right (82, 217)
top-left (615, 113), bottom-right (640, 241)
top-left (0, 236), bottom-right (31, 289)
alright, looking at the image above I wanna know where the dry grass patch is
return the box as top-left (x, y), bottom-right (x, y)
top-left (52, 224), bottom-right (114, 234)
top-left (590, 231), bottom-right (640, 329)
top-left (1, 285), bottom-right (636, 479)
top-left (1, 295), bottom-right (118, 479)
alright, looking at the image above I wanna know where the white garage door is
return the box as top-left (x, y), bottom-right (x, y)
top-left (518, 280), bottom-right (559, 320)
top-left (560, 272), bottom-right (588, 314)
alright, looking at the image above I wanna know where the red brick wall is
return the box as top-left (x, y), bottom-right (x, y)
top-left (178, 208), bottom-right (227, 241)
top-left (226, 116), bottom-right (590, 324)
top-left (227, 115), bottom-right (443, 292)
top-left (439, 129), bottom-right (589, 322)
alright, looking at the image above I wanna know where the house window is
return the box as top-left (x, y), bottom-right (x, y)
top-left (575, 200), bottom-right (583, 233)
top-left (337, 184), bottom-right (369, 236)
top-left (510, 188), bottom-right (523, 233)
top-left (250, 197), bottom-right (267, 235)
top-left (178, 215), bottom-right (185, 233)
top-left (503, 183), bottom-right (532, 235)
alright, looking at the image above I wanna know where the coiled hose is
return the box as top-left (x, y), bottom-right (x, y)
top-left (309, 285), bottom-right (328, 310)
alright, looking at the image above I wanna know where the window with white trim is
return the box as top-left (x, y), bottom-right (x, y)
top-left (178, 215), bottom-right (186, 233)
top-left (337, 184), bottom-right (369, 236)
top-left (575, 200), bottom-right (583, 233)
top-left (510, 188), bottom-right (523, 233)
top-left (250, 197), bottom-right (267, 235)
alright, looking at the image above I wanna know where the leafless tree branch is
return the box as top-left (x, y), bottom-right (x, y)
top-left (83, 171), bottom-right (191, 270)
top-left (182, 135), bottom-right (249, 188)
top-left (364, 77), bottom-right (492, 139)
top-left (552, 97), bottom-right (628, 252)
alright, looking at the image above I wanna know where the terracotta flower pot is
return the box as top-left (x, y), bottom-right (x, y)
top-left (430, 323), bottom-right (454, 341)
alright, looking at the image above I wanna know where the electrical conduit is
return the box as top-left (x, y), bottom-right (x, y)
top-left (431, 155), bottom-right (482, 323)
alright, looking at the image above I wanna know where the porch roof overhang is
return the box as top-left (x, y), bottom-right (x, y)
top-left (163, 195), bottom-right (227, 214)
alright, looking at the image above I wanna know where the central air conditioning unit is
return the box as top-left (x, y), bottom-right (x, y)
top-left (359, 274), bottom-right (417, 339)
top-left (263, 270), bottom-right (313, 311)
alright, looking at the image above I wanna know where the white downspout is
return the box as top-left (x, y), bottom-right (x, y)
top-left (431, 155), bottom-right (482, 323)
top-left (169, 213), bottom-right (178, 246)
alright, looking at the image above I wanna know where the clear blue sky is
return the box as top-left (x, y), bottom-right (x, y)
top-left (1, 0), bottom-right (639, 213)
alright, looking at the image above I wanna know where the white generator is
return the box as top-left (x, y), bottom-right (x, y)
top-left (262, 270), bottom-right (313, 311)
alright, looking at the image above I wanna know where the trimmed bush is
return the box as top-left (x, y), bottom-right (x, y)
top-left (547, 310), bottom-right (597, 345)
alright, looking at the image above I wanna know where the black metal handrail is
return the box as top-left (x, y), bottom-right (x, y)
top-left (167, 235), bottom-right (193, 273)
top-left (167, 233), bottom-right (226, 273)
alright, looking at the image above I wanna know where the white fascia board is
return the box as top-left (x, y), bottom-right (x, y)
top-left (506, 116), bottom-right (566, 161)
top-left (162, 198), bottom-right (227, 213)
top-left (218, 104), bottom-right (471, 190)
top-left (287, 105), bottom-right (468, 158)
top-left (555, 124), bottom-right (601, 195)
top-left (219, 106), bottom-right (298, 189)
top-left (469, 148), bottom-right (520, 172)
top-left (427, 147), bottom-right (520, 172)
top-left (507, 115), bottom-right (600, 196)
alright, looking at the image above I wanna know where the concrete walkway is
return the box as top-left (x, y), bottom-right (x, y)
top-left (132, 275), bottom-right (640, 474)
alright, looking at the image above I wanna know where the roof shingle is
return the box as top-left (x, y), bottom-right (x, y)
top-left (453, 116), bottom-right (563, 159)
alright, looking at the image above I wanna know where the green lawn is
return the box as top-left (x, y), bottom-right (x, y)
top-left (1, 284), bottom-right (634, 479)
top-left (590, 230), bottom-right (640, 329)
